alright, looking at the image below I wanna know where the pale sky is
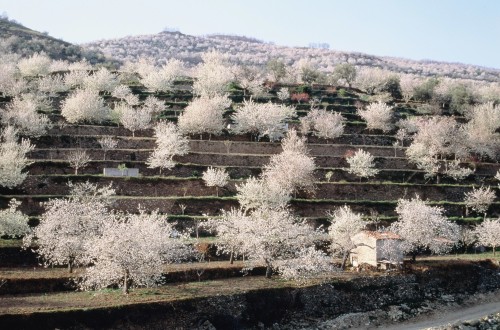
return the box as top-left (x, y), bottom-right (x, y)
top-left (1, 0), bottom-right (499, 68)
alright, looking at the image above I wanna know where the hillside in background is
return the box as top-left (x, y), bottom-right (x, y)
top-left (0, 17), bottom-right (117, 65)
top-left (83, 30), bottom-right (500, 82)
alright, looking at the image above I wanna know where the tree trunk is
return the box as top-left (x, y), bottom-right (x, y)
top-left (75, 168), bottom-right (78, 175)
top-left (229, 250), bottom-right (234, 264)
top-left (494, 245), bottom-right (497, 257)
top-left (411, 252), bottom-right (417, 262)
top-left (216, 186), bottom-right (219, 197)
top-left (68, 261), bottom-right (73, 273)
top-left (123, 270), bottom-right (129, 294)
top-left (265, 264), bottom-right (272, 278)
top-left (341, 251), bottom-right (348, 270)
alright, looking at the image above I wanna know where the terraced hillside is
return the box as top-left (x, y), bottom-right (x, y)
top-left (1, 82), bottom-right (498, 223)
top-left (0, 80), bottom-right (499, 328)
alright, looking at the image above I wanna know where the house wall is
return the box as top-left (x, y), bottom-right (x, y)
top-left (351, 235), bottom-right (378, 267)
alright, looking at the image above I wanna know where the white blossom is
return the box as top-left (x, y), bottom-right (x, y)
top-left (140, 59), bottom-right (184, 93)
top-left (68, 60), bottom-right (92, 72)
top-left (111, 85), bottom-right (139, 106)
top-left (61, 89), bottom-right (109, 124)
top-left (146, 121), bottom-right (190, 173)
top-left (63, 70), bottom-right (89, 89)
top-left (464, 186), bottom-right (495, 218)
top-left (345, 149), bottom-right (379, 179)
top-left (474, 218), bottom-right (500, 256)
top-left (276, 87), bottom-right (290, 101)
top-left (204, 207), bottom-right (248, 263)
top-left (0, 199), bottom-right (30, 238)
top-left (193, 51), bottom-right (234, 96)
top-left (390, 196), bottom-right (460, 258)
top-left (0, 126), bottom-right (34, 188)
top-left (1, 94), bottom-right (53, 137)
top-left (97, 136), bottom-right (118, 160)
top-left (17, 53), bottom-right (51, 77)
top-left (444, 159), bottom-right (474, 181)
top-left (357, 101), bottom-right (393, 132)
top-left (37, 74), bottom-right (69, 95)
top-left (262, 130), bottom-right (316, 195)
top-left (236, 176), bottom-right (291, 211)
top-left (231, 98), bottom-right (296, 141)
top-left (300, 109), bottom-right (345, 140)
top-left (142, 95), bottom-right (166, 114)
top-left (463, 102), bottom-right (500, 159)
top-left (328, 205), bottom-right (366, 269)
top-left (79, 208), bottom-right (193, 294)
top-left (82, 67), bottom-right (118, 93)
top-left (237, 207), bottom-right (327, 278)
top-left (49, 59), bottom-right (69, 73)
top-left (202, 167), bottom-right (229, 196)
top-left (23, 182), bottom-right (115, 272)
top-left (178, 94), bottom-right (231, 137)
top-left (118, 103), bottom-right (152, 137)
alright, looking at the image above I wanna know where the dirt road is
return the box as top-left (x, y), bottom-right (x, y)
top-left (379, 300), bottom-right (500, 330)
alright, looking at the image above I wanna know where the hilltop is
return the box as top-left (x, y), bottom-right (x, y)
top-left (0, 17), bottom-right (117, 65)
top-left (82, 30), bottom-right (500, 82)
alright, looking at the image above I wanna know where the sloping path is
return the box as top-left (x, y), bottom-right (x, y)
top-left (379, 295), bottom-right (500, 330)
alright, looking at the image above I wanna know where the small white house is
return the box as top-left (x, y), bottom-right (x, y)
top-left (103, 168), bottom-right (139, 177)
top-left (350, 231), bottom-right (403, 269)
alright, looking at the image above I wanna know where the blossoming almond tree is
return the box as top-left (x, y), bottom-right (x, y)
top-left (0, 126), bottom-right (35, 188)
top-left (390, 196), bottom-right (460, 260)
top-left (37, 74), bottom-right (69, 96)
top-left (206, 205), bottom-right (332, 278)
top-left (97, 136), bottom-right (118, 161)
top-left (79, 209), bottom-right (193, 294)
top-left (23, 182), bottom-right (115, 273)
top-left (235, 176), bottom-right (291, 211)
top-left (178, 94), bottom-right (231, 138)
top-left (237, 207), bottom-right (331, 279)
top-left (0, 199), bottom-right (30, 238)
top-left (0, 62), bottom-right (27, 97)
top-left (202, 166), bottom-right (229, 196)
top-left (357, 101), bottom-right (393, 132)
top-left (61, 89), bottom-right (109, 124)
top-left (300, 109), bottom-right (345, 141)
top-left (345, 149), bottom-right (379, 180)
top-left (193, 51), bottom-right (234, 96)
top-left (111, 85), bottom-right (139, 106)
top-left (262, 129), bottom-right (316, 196)
top-left (67, 149), bottom-right (90, 175)
top-left (230, 98), bottom-right (296, 141)
top-left (82, 67), bottom-right (118, 93)
top-left (463, 102), bottom-right (500, 160)
top-left (328, 205), bottom-right (366, 269)
top-left (464, 186), bottom-right (495, 219)
top-left (204, 207), bottom-right (247, 264)
top-left (140, 59), bottom-right (185, 93)
top-left (474, 218), bottom-right (500, 256)
top-left (17, 52), bottom-right (51, 77)
top-left (1, 94), bottom-right (53, 137)
top-left (146, 121), bottom-right (190, 174)
top-left (405, 116), bottom-right (467, 181)
top-left (118, 103), bottom-right (152, 137)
